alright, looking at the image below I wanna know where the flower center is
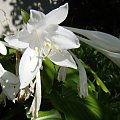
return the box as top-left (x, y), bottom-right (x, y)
top-left (34, 47), bottom-right (39, 54)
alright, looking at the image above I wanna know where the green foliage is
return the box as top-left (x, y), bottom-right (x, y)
top-left (21, 9), bottom-right (30, 24)
top-left (27, 109), bottom-right (61, 120)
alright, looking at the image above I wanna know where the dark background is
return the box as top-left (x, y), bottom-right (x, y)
top-left (63, 0), bottom-right (120, 37)
top-left (2, 0), bottom-right (120, 37)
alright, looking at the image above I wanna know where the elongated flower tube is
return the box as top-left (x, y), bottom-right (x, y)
top-left (65, 27), bottom-right (120, 68)
top-left (0, 64), bottom-right (20, 101)
top-left (0, 41), bottom-right (7, 55)
top-left (70, 51), bottom-right (88, 97)
top-left (5, 3), bottom-right (80, 89)
top-left (57, 67), bottom-right (67, 82)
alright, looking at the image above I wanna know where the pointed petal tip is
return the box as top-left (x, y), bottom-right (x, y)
top-left (62, 3), bottom-right (68, 8)
top-left (46, 3), bottom-right (69, 25)
top-left (0, 42), bottom-right (7, 55)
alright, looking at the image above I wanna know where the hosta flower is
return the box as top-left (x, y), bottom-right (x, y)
top-left (5, 3), bottom-right (80, 89)
top-left (0, 64), bottom-right (20, 101)
top-left (4, 3), bottom-right (80, 117)
top-left (0, 41), bottom-right (7, 55)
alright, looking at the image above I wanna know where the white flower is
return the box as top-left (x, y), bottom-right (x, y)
top-left (5, 3), bottom-right (80, 89)
top-left (4, 3), bottom-right (80, 118)
top-left (0, 64), bottom-right (20, 101)
top-left (0, 41), bottom-right (7, 55)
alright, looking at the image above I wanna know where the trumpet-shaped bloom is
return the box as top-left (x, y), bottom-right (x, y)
top-left (4, 3), bottom-right (80, 118)
top-left (5, 3), bottom-right (80, 89)
top-left (0, 64), bottom-right (20, 101)
top-left (0, 42), bottom-right (7, 55)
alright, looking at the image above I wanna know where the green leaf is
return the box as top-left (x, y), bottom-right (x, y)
top-left (50, 86), bottom-right (102, 120)
top-left (27, 109), bottom-right (61, 120)
top-left (95, 77), bottom-right (110, 94)
top-left (21, 9), bottom-right (30, 23)
top-left (88, 80), bottom-right (95, 92)
top-left (37, 109), bottom-right (62, 120)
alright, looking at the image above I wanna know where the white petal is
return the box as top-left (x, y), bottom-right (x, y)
top-left (27, 10), bottom-right (46, 33)
top-left (102, 50), bottom-right (120, 68)
top-left (0, 63), bottom-right (5, 77)
top-left (5, 36), bottom-right (29, 49)
top-left (57, 67), bottom-right (67, 82)
top-left (77, 35), bottom-right (120, 68)
top-left (65, 27), bottom-right (120, 52)
top-left (70, 51), bottom-right (88, 97)
top-left (19, 47), bottom-right (41, 89)
top-left (0, 42), bottom-right (7, 55)
top-left (46, 3), bottom-right (68, 25)
top-left (45, 25), bottom-right (80, 49)
top-left (48, 50), bottom-right (77, 69)
top-left (0, 71), bottom-right (20, 100)
top-left (4, 31), bottom-right (29, 49)
top-left (29, 70), bottom-right (41, 118)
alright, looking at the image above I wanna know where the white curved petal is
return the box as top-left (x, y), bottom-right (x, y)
top-left (19, 47), bottom-right (41, 89)
top-left (65, 27), bottom-right (120, 52)
top-left (46, 3), bottom-right (68, 25)
top-left (57, 67), bottom-right (67, 82)
top-left (0, 71), bottom-right (20, 100)
top-left (29, 70), bottom-right (41, 118)
top-left (0, 63), bottom-right (5, 77)
top-left (70, 51), bottom-right (88, 97)
top-left (48, 50), bottom-right (77, 69)
top-left (27, 10), bottom-right (46, 33)
top-left (45, 26), bottom-right (80, 49)
top-left (0, 42), bottom-right (7, 55)
top-left (5, 35), bottom-right (29, 49)
top-left (5, 36), bottom-right (29, 49)
top-left (76, 35), bottom-right (120, 68)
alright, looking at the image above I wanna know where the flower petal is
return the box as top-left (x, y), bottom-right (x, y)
top-left (29, 70), bottom-right (41, 118)
top-left (77, 35), bottom-right (120, 68)
top-left (0, 42), bottom-right (7, 55)
top-left (45, 3), bottom-right (68, 25)
top-left (0, 63), bottom-right (5, 77)
top-left (48, 50), bottom-right (77, 69)
top-left (4, 29), bottom-right (30, 50)
top-left (65, 27), bottom-right (120, 52)
top-left (5, 36), bottom-right (29, 49)
top-left (19, 47), bottom-right (41, 89)
top-left (57, 67), bottom-right (67, 82)
top-left (0, 71), bottom-right (20, 100)
top-left (27, 10), bottom-right (46, 33)
top-left (70, 51), bottom-right (88, 97)
top-left (45, 25), bottom-right (80, 49)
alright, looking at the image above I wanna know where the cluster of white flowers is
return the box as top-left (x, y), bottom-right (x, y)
top-left (1, 2), bottom-right (120, 119)
top-left (0, 3), bottom-right (86, 118)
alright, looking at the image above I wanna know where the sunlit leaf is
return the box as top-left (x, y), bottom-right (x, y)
top-left (27, 109), bottom-right (61, 120)
top-left (21, 9), bottom-right (30, 24)
top-left (50, 86), bottom-right (102, 120)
